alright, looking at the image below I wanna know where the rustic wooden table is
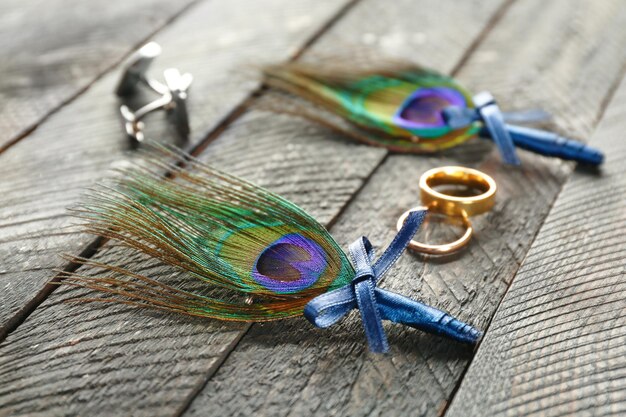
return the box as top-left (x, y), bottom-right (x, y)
top-left (1, 0), bottom-right (625, 416)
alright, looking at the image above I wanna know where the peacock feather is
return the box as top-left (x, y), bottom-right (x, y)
top-left (263, 62), bottom-right (481, 153)
top-left (62, 145), bottom-right (353, 321)
top-left (263, 61), bottom-right (605, 166)
top-left (60, 145), bottom-right (484, 351)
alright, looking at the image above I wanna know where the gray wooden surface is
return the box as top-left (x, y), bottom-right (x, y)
top-left (0, 0), bottom-right (625, 416)
top-left (185, 1), bottom-right (626, 415)
top-left (0, 0), bottom-right (351, 336)
top-left (446, 65), bottom-right (626, 417)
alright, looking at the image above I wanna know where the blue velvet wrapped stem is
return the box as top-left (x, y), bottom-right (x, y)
top-left (487, 124), bottom-right (604, 165)
top-left (375, 289), bottom-right (481, 345)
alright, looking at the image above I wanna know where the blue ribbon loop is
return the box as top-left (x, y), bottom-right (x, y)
top-left (442, 93), bottom-right (604, 166)
top-left (304, 209), bottom-right (482, 353)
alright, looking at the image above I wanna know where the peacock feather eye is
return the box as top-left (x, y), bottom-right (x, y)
top-left (252, 233), bottom-right (328, 294)
top-left (394, 87), bottom-right (467, 129)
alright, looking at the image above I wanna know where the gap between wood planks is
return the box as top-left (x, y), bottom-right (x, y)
top-left (437, 23), bottom-right (626, 417)
top-left (0, 0), bottom-right (360, 341)
top-left (0, 0), bottom-right (203, 156)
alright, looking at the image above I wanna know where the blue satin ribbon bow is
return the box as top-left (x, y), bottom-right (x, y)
top-left (442, 92), bottom-right (604, 166)
top-left (304, 209), bottom-right (482, 353)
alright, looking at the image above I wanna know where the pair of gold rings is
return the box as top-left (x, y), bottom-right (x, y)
top-left (397, 166), bottom-right (496, 255)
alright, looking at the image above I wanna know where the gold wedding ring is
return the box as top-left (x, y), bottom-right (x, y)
top-left (397, 206), bottom-right (473, 255)
top-left (419, 166), bottom-right (496, 217)
top-left (397, 166), bottom-right (496, 255)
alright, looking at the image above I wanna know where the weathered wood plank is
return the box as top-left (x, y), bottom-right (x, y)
top-left (0, 115), bottom-right (384, 416)
top-left (182, 0), bottom-right (626, 416)
top-left (0, 0), bottom-right (199, 151)
top-left (0, 0), bottom-right (352, 335)
top-left (0, 0), bottom-right (506, 415)
top-left (445, 73), bottom-right (626, 417)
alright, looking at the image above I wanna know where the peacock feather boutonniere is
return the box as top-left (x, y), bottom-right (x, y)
top-left (263, 61), bottom-right (603, 166)
top-left (61, 145), bottom-right (480, 353)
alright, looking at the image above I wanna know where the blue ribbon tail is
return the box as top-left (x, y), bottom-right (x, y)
top-left (473, 92), bottom-right (520, 166)
top-left (500, 108), bottom-right (552, 124)
top-left (349, 237), bottom-right (389, 353)
top-left (493, 124), bottom-right (604, 165)
top-left (353, 276), bottom-right (388, 353)
top-left (375, 289), bottom-right (481, 345)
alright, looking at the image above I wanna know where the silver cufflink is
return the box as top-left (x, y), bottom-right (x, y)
top-left (115, 42), bottom-right (193, 143)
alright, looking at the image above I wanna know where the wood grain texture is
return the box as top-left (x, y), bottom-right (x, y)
top-left (3, 1), bottom-right (626, 416)
top-left (0, 0), bottom-right (351, 334)
top-left (0, 246), bottom-right (249, 417)
top-left (445, 70), bottom-right (626, 417)
top-left (183, 0), bottom-right (626, 416)
top-left (0, 0), bottom-right (199, 151)
top-left (0, 114), bottom-right (386, 417)
top-left (0, 0), bottom-right (507, 415)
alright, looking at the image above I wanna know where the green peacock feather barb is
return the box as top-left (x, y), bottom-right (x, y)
top-left (63, 144), bottom-right (353, 321)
